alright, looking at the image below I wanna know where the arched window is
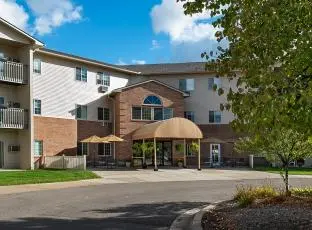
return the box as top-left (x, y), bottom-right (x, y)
top-left (143, 95), bottom-right (162, 106)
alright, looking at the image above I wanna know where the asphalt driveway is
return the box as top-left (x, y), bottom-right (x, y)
top-left (0, 177), bottom-right (312, 229)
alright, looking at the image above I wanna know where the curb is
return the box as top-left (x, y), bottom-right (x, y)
top-left (169, 201), bottom-right (224, 230)
top-left (170, 207), bottom-right (202, 230)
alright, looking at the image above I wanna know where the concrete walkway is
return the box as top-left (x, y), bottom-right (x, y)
top-left (1, 168), bottom-right (311, 196)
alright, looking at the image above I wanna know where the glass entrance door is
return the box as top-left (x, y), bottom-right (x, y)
top-left (0, 141), bottom-right (4, 168)
top-left (157, 141), bottom-right (172, 166)
top-left (210, 144), bottom-right (221, 166)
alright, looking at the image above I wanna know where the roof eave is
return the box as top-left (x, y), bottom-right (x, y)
top-left (36, 49), bottom-right (140, 75)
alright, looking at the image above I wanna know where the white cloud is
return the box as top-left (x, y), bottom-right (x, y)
top-left (116, 59), bottom-right (127, 65)
top-left (26, 0), bottom-right (83, 35)
top-left (0, 0), bottom-right (29, 31)
top-left (151, 0), bottom-right (218, 43)
top-left (150, 39), bottom-right (161, 50)
top-left (132, 60), bottom-right (146, 65)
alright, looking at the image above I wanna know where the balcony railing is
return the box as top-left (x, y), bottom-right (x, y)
top-left (0, 108), bottom-right (28, 129)
top-left (0, 60), bottom-right (28, 84)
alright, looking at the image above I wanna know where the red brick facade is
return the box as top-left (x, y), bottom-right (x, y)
top-left (34, 116), bottom-right (77, 156)
top-left (114, 81), bottom-right (185, 160)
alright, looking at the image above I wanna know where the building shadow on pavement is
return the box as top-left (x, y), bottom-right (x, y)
top-left (0, 201), bottom-right (208, 230)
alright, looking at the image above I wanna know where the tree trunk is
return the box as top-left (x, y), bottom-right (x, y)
top-left (284, 165), bottom-right (290, 196)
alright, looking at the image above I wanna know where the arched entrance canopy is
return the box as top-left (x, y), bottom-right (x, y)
top-left (132, 118), bottom-right (203, 171)
top-left (132, 117), bottom-right (203, 140)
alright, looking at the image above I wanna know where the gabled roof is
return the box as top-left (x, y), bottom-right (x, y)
top-left (120, 62), bottom-right (213, 75)
top-left (37, 48), bottom-right (140, 75)
top-left (0, 17), bottom-right (44, 47)
top-left (110, 79), bottom-right (189, 97)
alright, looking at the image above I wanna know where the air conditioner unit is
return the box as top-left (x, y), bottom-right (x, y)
top-left (8, 145), bottom-right (20, 152)
top-left (7, 101), bottom-right (20, 108)
top-left (99, 86), bottom-right (109, 93)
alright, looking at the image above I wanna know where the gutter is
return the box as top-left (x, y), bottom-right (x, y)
top-left (36, 49), bottom-right (141, 75)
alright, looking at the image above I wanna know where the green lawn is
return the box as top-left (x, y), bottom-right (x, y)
top-left (0, 169), bottom-right (100, 186)
top-left (255, 167), bottom-right (312, 175)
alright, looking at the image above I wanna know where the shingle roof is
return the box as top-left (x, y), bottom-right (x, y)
top-left (120, 62), bottom-right (211, 75)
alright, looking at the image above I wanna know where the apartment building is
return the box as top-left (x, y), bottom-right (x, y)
top-left (0, 17), bottom-right (240, 169)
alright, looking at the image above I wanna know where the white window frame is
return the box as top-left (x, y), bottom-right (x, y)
top-left (76, 104), bottom-right (87, 120)
top-left (179, 79), bottom-right (195, 92)
top-left (209, 111), bottom-right (222, 124)
top-left (33, 58), bottom-right (41, 74)
top-left (33, 99), bottom-right (41, 115)
top-left (98, 143), bottom-right (112, 156)
top-left (76, 67), bottom-right (88, 82)
top-left (210, 144), bottom-right (221, 165)
top-left (96, 72), bottom-right (110, 86)
top-left (131, 106), bottom-right (173, 121)
top-left (77, 142), bottom-right (89, 156)
top-left (208, 77), bottom-right (222, 90)
top-left (34, 140), bottom-right (43, 156)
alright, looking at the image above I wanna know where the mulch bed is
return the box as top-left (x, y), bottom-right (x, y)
top-left (202, 197), bottom-right (312, 230)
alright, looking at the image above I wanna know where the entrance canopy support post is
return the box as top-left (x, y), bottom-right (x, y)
top-left (183, 139), bottom-right (186, 168)
top-left (142, 139), bottom-right (145, 165)
top-left (198, 139), bottom-right (201, 171)
top-left (154, 137), bottom-right (158, 171)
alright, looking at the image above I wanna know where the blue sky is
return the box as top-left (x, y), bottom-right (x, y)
top-left (1, 0), bottom-right (219, 65)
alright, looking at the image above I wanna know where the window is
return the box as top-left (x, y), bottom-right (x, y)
top-left (34, 140), bottom-right (43, 156)
top-left (164, 108), bottom-right (173, 120)
top-left (0, 97), bottom-right (4, 106)
top-left (132, 107), bottom-right (142, 120)
top-left (77, 142), bottom-right (88, 156)
top-left (104, 108), bottom-right (110, 121)
top-left (209, 111), bottom-right (222, 123)
top-left (154, 108), bottom-right (163, 120)
top-left (184, 111), bottom-right (195, 122)
top-left (132, 106), bottom-right (173, 120)
top-left (76, 67), bottom-right (87, 82)
top-left (208, 77), bottom-right (221, 90)
top-left (33, 58), bottom-right (41, 74)
top-left (98, 107), bottom-right (104, 120)
top-left (186, 144), bottom-right (195, 156)
top-left (33, 99), bottom-right (41, 115)
top-left (143, 95), bottom-right (162, 105)
top-left (179, 79), bottom-right (195, 92)
top-left (98, 107), bottom-right (110, 121)
top-left (96, 72), bottom-right (110, 86)
top-left (98, 143), bottom-right (111, 156)
top-left (76, 105), bottom-right (87, 120)
top-left (142, 107), bottom-right (152, 120)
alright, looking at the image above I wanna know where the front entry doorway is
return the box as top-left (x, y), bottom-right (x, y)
top-left (210, 144), bottom-right (221, 166)
top-left (157, 141), bottom-right (173, 166)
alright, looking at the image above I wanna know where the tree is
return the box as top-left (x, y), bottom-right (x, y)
top-left (180, 0), bottom-right (312, 194)
top-left (235, 128), bottom-right (312, 194)
top-left (179, 0), bottom-right (312, 136)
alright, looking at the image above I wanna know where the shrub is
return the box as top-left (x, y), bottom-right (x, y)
top-left (291, 187), bottom-right (312, 197)
top-left (234, 184), bottom-right (279, 207)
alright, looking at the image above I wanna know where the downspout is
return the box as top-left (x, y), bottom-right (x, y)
top-left (108, 94), bottom-right (116, 160)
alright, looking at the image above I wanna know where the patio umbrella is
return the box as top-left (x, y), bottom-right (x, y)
top-left (100, 134), bottom-right (124, 160)
top-left (80, 135), bottom-right (109, 167)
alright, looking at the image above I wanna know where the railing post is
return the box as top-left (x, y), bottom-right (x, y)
top-left (83, 155), bottom-right (87, 171)
top-left (62, 154), bottom-right (65, 169)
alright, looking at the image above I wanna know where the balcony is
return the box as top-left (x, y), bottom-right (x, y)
top-left (0, 60), bottom-right (28, 85)
top-left (0, 108), bottom-right (28, 129)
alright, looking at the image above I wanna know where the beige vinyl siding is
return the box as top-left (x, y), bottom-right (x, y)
top-left (129, 74), bottom-right (237, 125)
top-left (32, 53), bottom-right (129, 121)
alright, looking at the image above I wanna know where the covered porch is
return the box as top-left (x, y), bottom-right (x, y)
top-left (132, 117), bottom-right (203, 171)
